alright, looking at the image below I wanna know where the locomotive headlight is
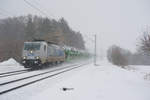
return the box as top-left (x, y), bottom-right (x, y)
top-left (36, 56), bottom-right (39, 59)
top-left (30, 50), bottom-right (33, 53)
top-left (23, 56), bottom-right (26, 59)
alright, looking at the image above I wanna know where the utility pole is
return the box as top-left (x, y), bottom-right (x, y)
top-left (94, 34), bottom-right (97, 65)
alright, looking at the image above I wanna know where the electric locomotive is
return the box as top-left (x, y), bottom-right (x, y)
top-left (22, 40), bottom-right (65, 69)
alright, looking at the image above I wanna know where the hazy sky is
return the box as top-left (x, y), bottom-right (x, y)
top-left (1, 0), bottom-right (150, 53)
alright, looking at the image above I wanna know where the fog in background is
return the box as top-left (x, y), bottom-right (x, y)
top-left (1, 0), bottom-right (150, 56)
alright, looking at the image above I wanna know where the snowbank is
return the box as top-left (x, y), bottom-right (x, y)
top-left (0, 58), bottom-right (20, 66)
top-left (0, 58), bottom-right (24, 72)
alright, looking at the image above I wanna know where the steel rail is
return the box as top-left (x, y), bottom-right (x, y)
top-left (0, 62), bottom-right (89, 95)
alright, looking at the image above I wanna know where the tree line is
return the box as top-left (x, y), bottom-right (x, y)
top-left (107, 31), bottom-right (150, 67)
top-left (0, 15), bottom-right (85, 61)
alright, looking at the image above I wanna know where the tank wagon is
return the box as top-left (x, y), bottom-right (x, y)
top-left (22, 41), bottom-right (65, 69)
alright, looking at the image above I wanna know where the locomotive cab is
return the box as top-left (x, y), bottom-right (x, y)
top-left (22, 41), bottom-right (48, 68)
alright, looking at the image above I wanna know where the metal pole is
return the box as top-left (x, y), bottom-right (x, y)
top-left (94, 34), bottom-right (96, 65)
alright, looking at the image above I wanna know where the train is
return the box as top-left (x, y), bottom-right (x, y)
top-left (21, 40), bottom-right (89, 69)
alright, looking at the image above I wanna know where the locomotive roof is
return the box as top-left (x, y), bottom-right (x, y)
top-left (48, 44), bottom-right (62, 49)
top-left (24, 41), bottom-right (47, 44)
top-left (25, 39), bottom-right (58, 45)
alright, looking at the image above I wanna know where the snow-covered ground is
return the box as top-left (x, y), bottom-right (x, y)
top-left (0, 58), bottom-right (25, 72)
top-left (0, 58), bottom-right (150, 100)
top-left (28, 60), bottom-right (150, 100)
top-left (126, 65), bottom-right (150, 81)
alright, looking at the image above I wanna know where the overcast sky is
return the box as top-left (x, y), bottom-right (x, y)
top-left (1, 0), bottom-right (150, 53)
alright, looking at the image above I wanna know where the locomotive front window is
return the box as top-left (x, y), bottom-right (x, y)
top-left (24, 43), bottom-right (41, 50)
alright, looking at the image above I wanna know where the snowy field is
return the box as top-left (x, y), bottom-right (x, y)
top-left (126, 65), bottom-right (150, 81)
top-left (0, 58), bottom-right (150, 100)
top-left (0, 58), bottom-right (25, 72)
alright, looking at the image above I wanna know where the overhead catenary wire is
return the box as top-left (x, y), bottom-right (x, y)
top-left (23, 0), bottom-right (51, 18)
top-left (0, 12), bottom-right (6, 16)
top-left (0, 7), bottom-right (14, 17)
top-left (31, 0), bottom-right (56, 18)
top-left (0, 0), bottom-right (55, 18)
top-left (0, 11), bottom-right (10, 17)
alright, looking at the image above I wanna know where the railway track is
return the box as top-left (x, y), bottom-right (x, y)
top-left (0, 69), bottom-right (29, 78)
top-left (0, 64), bottom-right (64, 78)
top-left (0, 62), bottom-right (89, 95)
top-left (0, 63), bottom-right (71, 78)
top-left (0, 63), bottom-right (79, 86)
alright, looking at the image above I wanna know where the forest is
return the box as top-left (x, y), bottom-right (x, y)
top-left (0, 15), bottom-right (85, 61)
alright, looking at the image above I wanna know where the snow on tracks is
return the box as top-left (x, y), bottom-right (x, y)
top-left (0, 62), bottom-right (90, 95)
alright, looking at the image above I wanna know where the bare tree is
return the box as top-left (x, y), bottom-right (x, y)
top-left (138, 33), bottom-right (150, 55)
top-left (107, 45), bottom-right (128, 67)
